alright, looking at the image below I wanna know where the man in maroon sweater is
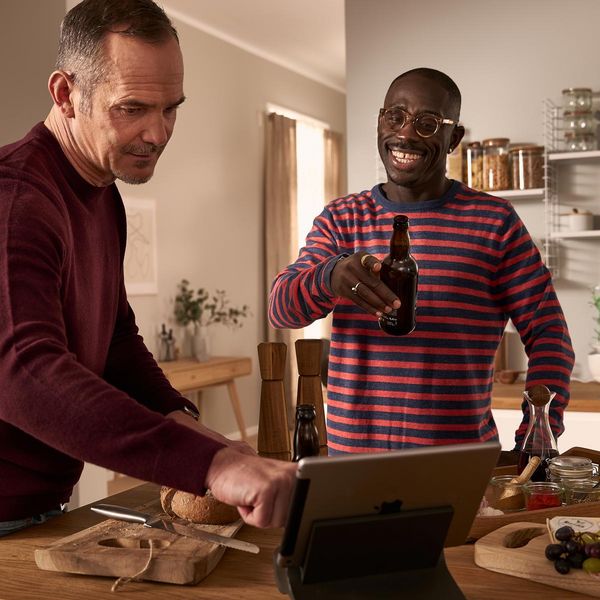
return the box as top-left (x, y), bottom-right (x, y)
top-left (0, 0), bottom-right (295, 536)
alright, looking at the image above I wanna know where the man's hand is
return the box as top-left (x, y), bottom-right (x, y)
top-left (166, 409), bottom-right (255, 455)
top-left (206, 447), bottom-right (297, 529)
top-left (331, 252), bottom-right (400, 316)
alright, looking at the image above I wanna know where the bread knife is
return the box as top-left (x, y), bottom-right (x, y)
top-left (91, 503), bottom-right (259, 554)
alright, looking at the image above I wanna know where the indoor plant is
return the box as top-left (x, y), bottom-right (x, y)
top-left (174, 279), bottom-right (250, 361)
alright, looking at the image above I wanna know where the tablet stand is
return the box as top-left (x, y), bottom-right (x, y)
top-left (274, 505), bottom-right (465, 599)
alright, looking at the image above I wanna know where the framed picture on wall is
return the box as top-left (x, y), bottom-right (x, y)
top-left (123, 197), bottom-right (158, 296)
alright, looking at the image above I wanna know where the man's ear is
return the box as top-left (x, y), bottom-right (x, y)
top-left (448, 125), bottom-right (465, 153)
top-left (47, 70), bottom-right (76, 118)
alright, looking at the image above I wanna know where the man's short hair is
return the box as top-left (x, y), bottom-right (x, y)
top-left (388, 68), bottom-right (462, 118)
top-left (56, 0), bottom-right (178, 112)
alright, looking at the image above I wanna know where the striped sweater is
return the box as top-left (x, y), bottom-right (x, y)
top-left (269, 181), bottom-right (574, 453)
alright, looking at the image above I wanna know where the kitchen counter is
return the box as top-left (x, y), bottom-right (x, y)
top-left (0, 483), bottom-right (594, 599)
top-left (493, 380), bottom-right (600, 411)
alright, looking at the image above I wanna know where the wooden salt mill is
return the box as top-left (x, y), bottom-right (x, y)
top-left (295, 339), bottom-right (328, 456)
top-left (257, 342), bottom-right (291, 461)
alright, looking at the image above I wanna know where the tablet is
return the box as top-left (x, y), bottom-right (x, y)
top-left (276, 441), bottom-right (500, 570)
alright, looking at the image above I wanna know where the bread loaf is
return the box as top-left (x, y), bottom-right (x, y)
top-left (160, 486), bottom-right (239, 525)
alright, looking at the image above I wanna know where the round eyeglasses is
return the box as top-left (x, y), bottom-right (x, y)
top-left (379, 107), bottom-right (458, 138)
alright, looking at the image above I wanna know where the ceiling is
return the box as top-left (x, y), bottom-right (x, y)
top-left (161, 0), bottom-right (346, 93)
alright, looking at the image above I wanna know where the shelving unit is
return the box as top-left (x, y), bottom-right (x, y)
top-left (542, 100), bottom-right (600, 276)
top-left (498, 188), bottom-right (544, 199)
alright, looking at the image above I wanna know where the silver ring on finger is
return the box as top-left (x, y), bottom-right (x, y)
top-left (351, 281), bottom-right (361, 295)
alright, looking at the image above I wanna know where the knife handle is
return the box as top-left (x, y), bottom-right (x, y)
top-left (91, 503), bottom-right (148, 524)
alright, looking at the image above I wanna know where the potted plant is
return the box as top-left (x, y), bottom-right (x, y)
top-left (174, 279), bottom-right (250, 361)
top-left (587, 285), bottom-right (600, 382)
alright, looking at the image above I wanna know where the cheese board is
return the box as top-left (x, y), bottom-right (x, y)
top-left (474, 522), bottom-right (600, 598)
top-left (34, 498), bottom-right (245, 585)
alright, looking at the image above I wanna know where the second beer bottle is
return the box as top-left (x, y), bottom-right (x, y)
top-left (379, 214), bottom-right (418, 336)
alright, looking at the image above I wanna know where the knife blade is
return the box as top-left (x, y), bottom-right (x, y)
top-left (91, 503), bottom-right (259, 554)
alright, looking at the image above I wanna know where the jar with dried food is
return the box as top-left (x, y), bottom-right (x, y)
top-left (482, 138), bottom-right (510, 192)
top-left (562, 87), bottom-right (593, 112)
top-left (464, 141), bottom-right (483, 189)
top-left (510, 145), bottom-right (544, 190)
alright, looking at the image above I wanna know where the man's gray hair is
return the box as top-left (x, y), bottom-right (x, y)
top-left (56, 0), bottom-right (178, 112)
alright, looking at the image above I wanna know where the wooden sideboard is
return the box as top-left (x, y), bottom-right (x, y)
top-left (492, 381), bottom-right (600, 411)
top-left (158, 356), bottom-right (252, 441)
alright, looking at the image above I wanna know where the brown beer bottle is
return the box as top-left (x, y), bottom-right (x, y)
top-left (292, 404), bottom-right (320, 462)
top-left (379, 215), bottom-right (418, 336)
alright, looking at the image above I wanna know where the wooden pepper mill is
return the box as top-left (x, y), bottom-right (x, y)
top-left (257, 342), bottom-right (291, 461)
top-left (295, 339), bottom-right (328, 456)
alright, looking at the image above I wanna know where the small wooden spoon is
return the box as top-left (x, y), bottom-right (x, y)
top-left (495, 455), bottom-right (541, 511)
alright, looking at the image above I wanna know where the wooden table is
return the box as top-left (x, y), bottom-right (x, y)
top-left (1, 483), bottom-right (594, 600)
top-left (159, 356), bottom-right (252, 441)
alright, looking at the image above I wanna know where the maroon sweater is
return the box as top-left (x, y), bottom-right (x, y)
top-left (0, 123), bottom-right (225, 520)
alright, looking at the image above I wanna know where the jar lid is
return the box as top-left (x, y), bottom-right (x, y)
top-left (466, 141), bottom-right (482, 149)
top-left (509, 144), bottom-right (544, 154)
top-left (548, 456), bottom-right (594, 478)
top-left (562, 87), bottom-right (593, 94)
top-left (482, 137), bottom-right (510, 147)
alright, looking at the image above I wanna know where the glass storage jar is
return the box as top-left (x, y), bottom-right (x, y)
top-left (563, 111), bottom-right (595, 133)
top-left (562, 87), bottom-right (593, 112)
top-left (510, 145), bottom-right (544, 190)
top-left (482, 138), bottom-right (510, 191)
top-left (563, 479), bottom-right (600, 505)
top-left (464, 141), bottom-right (483, 189)
top-left (564, 132), bottom-right (597, 152)
top-left (547, 456), bottom-right (598, 486)
top-left (523, 481), bottom-right (563, 510)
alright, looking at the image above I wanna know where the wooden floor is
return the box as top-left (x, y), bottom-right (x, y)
top-left (107, 433), bottom-right (259, 496)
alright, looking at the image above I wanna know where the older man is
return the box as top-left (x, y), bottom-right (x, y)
top-left (269, 68), bottom-right (574, 456)
top-left (0, 0), bottom-right (295, 536)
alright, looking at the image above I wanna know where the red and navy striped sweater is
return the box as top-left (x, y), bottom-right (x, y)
top-left (269, 181), bottom-right (574, 453)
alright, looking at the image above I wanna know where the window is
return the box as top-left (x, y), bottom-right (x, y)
top-left (267, 104), bottom-right (331, 341)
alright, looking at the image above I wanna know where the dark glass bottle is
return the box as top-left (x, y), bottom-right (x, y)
top-left (517, 385), bottom-right (559, 482)
top-left (379, 215), bottom-right (418, 336)
top-left (292, 404), bottom-right (319, 462)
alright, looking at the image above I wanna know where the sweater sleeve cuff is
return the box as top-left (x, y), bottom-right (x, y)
top-left (322, 253), bottom-right (349, 295)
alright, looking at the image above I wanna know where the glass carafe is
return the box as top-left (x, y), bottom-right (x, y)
top-left (517, 385), bottom-right (559, 481)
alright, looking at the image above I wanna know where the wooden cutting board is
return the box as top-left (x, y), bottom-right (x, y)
top-left (34, 498), bottom-right (244, 585)
top-left (474, 522), bottom-right (600, 598)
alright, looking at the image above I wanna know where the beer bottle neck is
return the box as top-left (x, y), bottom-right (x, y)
top-left (389, 227), bottom-right (410, 259)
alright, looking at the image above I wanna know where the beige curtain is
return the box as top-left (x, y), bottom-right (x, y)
top-left (320, 129), bottom-right (346, 344)
top-left (264, 113), bottom-right (301, 425)
top-left (324, 129), bottom-right (345, 202)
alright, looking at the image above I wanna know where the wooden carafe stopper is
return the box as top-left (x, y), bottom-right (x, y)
top-left (295, 339), bottom-right (328, 455)
top-left (257, 343), bottom-right (291, 461)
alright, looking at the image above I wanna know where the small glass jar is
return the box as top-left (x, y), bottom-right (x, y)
top-left (563, 111), bottom-right (595, 133)
top-left (562, 87), bottom-right (593, 112)
top-left (563, 478), bottom-right (600, 505)
top-left (564, 132), bottom-right (597, 152)
top-left (464, 141), bottom-right (483, 189)
top-left (510, 145), bottom-right (544, 190)
top-left (482, 138), bottom-right (510, 192)
top-left (485, 475), bottom-right (525, 512)
top-left (547, 456), bottom-right (598, 485)
top-left (523, 481), bottom-right (563, 510)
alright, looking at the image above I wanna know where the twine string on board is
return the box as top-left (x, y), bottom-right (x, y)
top-left (110, 538), bottom-right (156, 592)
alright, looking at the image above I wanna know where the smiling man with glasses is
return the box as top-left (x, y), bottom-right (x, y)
top-left (269, 67), bottom-right (573, 460)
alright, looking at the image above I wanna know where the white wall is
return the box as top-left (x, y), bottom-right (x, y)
top-left (345, 0), bottom-right (600, 380)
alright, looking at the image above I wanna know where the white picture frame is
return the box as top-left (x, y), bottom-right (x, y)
top-left (123, 197), bottom-right (158, 296)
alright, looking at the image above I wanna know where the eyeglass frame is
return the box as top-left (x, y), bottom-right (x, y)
top-left (378, 106), bottom-right (459, 138)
